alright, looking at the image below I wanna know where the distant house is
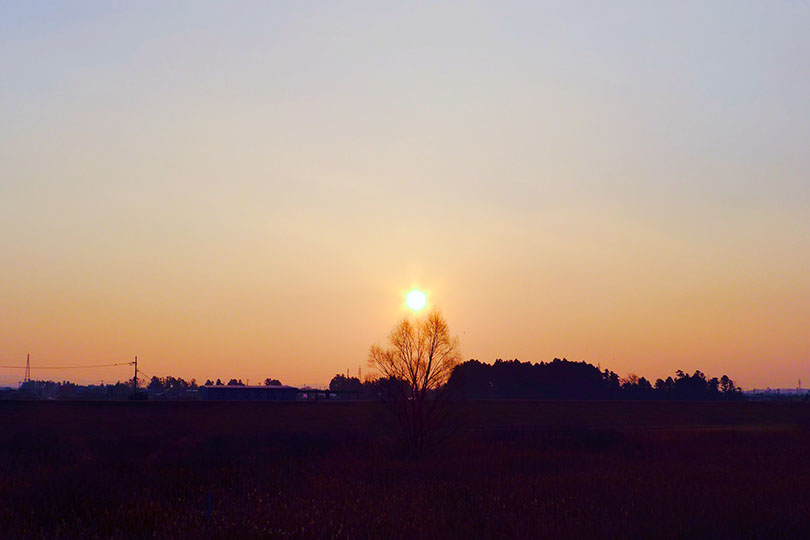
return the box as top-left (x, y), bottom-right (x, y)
top-left (199, 385), bottom-right (299, 401)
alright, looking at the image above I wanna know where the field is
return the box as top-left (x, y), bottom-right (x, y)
top-left (1, 400), bottom-right (809, 538)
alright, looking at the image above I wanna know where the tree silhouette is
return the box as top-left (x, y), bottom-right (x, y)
top-left (369, 309), bottom-right (462, 453)
top-left (720, 375), bottom-right (740, 395)
top-left (329, 374), bottom-right (363, 392)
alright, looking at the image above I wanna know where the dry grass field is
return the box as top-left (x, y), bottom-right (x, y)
top-left (1, 400), bottom-right (809, 538)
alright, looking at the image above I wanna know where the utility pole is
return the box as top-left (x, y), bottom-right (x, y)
top-left (132, 356), bottom-right (138, 394)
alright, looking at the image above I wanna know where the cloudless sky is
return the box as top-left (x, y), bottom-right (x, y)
top-left (1, 1), bottom-right (808, 388)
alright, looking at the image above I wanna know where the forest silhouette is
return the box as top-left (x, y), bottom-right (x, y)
top-left (328, 358), bottom-right (741, 401)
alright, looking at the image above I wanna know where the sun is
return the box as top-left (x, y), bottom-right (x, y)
top-left (406, 289), bottom-right (427, 311)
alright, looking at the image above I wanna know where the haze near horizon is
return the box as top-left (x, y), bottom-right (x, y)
top-left (1, 2), bottom-right (808, 389)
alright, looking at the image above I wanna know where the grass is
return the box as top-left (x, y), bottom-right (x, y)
top-left (1, 400), bottom-right (809, 538)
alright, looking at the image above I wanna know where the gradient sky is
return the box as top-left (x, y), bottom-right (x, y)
top-left (1, 1), bottom-right (808, 389)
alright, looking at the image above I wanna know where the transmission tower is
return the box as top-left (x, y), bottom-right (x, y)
top-left (23, 354), bottom-right (31, 384)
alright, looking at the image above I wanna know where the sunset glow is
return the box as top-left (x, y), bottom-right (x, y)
top-left (0, 3), bottom-right (808, 390)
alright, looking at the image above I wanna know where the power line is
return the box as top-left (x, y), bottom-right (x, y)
top-left (36, 362), bottom-right (134, 370)
top-left (0, 361), bottom-right (134, 370)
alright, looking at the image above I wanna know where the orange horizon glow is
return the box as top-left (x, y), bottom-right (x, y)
top-left (1, 3), bottom-right (808, 390)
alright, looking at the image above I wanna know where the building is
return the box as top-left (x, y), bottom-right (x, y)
top-left (199, 385), bottom-right (299, 401)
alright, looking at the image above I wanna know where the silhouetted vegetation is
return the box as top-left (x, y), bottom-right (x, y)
top-left (2, 374), bottom-right (292, 402)
top-left (4, 380), bottom-right (133, 400)
top-left (147, 376), bottom-right (198, 392)
top-left (447, 358), bottom-right (743, 401)
top-left (328, 374), bottom-right (364, 393)
top-left (369, 309), bottom-right (462, 453)
top-left (5, 359), bottom-right (744, 405)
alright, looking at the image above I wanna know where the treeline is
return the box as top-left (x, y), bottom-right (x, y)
top-left (328, 374), bottom-right (388, 398)
top-left (330, 359), bottom-right (742, 401)
top-left (147, 377), bottom-right (284, 391)
top-left (6, 380), bottom-right (135, 400)
top-left (446, 359), bottom-right (742, 400)
top-left (14, 360), bottom-right (742, 402)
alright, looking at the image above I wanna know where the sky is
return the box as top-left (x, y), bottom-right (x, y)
top-left (1, 1), bottom-right (808, 389)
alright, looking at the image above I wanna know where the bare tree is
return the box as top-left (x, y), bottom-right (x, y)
top-left (369, 308), bottom-right (462, 453)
